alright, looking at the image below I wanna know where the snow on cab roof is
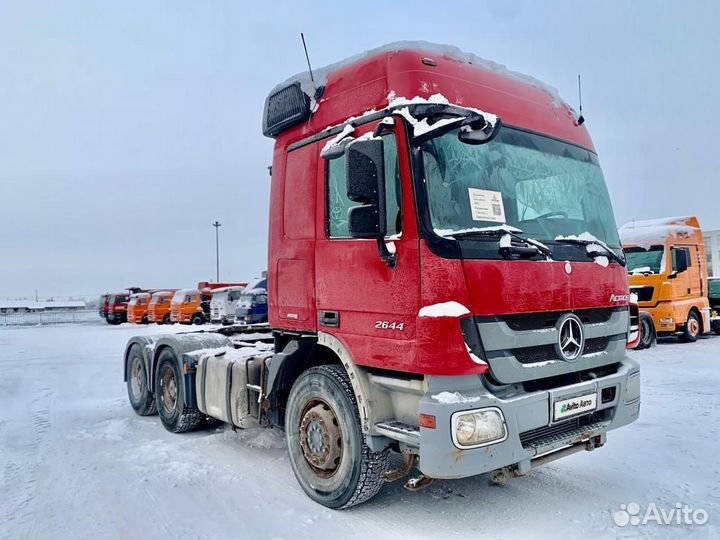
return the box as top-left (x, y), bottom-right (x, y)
top-left (619, 216), bottom-right (700, 249)
top-left (211, 285), bottom-right (246, 294)
top-left (273, 40), bottom-right (567, 109)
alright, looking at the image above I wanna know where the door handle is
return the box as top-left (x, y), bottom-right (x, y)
top-left (319, 311), bottom-right (340, 328)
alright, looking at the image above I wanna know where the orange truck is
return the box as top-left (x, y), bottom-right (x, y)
top-left (127, 293), bottom-right (152, 324)
top-left (170, 282), bottom-right (247, 325)
top-left (620, 216), bottom-right (711, 346)
top-left (147, 290), bottom-right (177, 325)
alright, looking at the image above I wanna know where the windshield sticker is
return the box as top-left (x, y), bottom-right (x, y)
top-left (468, 188), bottom-right (506, 222)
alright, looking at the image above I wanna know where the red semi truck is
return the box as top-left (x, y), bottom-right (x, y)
top-left (122, 43), bottom-right (641, 509)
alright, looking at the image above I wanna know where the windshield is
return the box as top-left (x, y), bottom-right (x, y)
top-left (212, 291), bottom-right (229, 303)
top-left (171, 292), bottom-right (186, 305)
top-left (625, 246), bottom-right (665, 274)
top-left (128, 297), bottom-right (138, 306)
top-left (421, 126), bottom-right (621, 246)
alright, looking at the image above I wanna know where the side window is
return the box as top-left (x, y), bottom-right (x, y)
top-left (672, 247), bottom-right (691, 273)
top-left (326, 132), bottom-right (402, 238)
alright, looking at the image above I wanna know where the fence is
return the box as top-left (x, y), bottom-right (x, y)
top-left (0, 309), bottom-right (101, 327)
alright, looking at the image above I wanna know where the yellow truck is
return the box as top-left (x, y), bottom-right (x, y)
top-left (620, 216), bottom-right (711, 346)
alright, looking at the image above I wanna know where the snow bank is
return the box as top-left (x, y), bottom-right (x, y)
top-left (418, 301), bottom-right (470, 318)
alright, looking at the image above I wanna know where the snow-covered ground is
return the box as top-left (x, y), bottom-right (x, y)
top-left (1, 322), bottom-right (718, 539)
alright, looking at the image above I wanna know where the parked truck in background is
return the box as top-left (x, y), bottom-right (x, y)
top-left (234, 279), bottom-right (268, 324)
top-left (621, 216), bottom-right (711, 345)
top-left (107, 293), bottom-right (131, 324)
top-left (127, 293), bottom-right (152, 324)
top-left (171, 282), bottom-right (246, 325)
top-left (123, 43), bottom-right (641, 509)
top-left (148, 291), bottom-right (176, 325)
top-left (210, 286), bottom-right (246, 325)
top-left (98, 294), bottom-right (109, 321)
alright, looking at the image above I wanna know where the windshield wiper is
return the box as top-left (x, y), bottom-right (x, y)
top-left (554, 238), bottom-right (626, 267)
top-left (449, 229), bottom-right (554, 258)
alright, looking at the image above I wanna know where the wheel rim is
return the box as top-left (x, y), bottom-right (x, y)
top-left (130, 357), bottom-right (144, 400)
top-left (159, 364), bottom-right (177, 415)
top-left (299, 399), bottom-right (342, 477)
top-left (689, 317), bottom-right (700, 336)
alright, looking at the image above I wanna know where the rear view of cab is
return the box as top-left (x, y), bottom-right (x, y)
top-left (620, 216), bottom-right (711, 342)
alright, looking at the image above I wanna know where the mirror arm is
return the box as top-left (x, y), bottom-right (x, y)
top-left (376, 238), bottom-right (397, 269)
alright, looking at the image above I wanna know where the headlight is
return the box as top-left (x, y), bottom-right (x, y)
top-left (451, 408), bottom-right (507, 448)
top-left (625, 372), bottom-right (641, 403)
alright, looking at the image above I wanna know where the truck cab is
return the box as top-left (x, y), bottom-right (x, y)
top-left (234, 281), bottom-right (268, 324)
top-left (210, 286), bottom-right (245, 325)
top-left (127, 292), bottom-right (152, 324)
top-left (621, 216), bottom-right (711, 342)
top-left (148, 291), bottom-right (175, 325)
top-left (106, 293), bottom-right (130, 324)
top-left (170, 289), bottom-right (206, 325)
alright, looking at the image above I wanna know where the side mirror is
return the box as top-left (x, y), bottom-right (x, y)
top-left (346, 139), bottom-right (386, 238)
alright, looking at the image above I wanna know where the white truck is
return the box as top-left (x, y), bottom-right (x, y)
top-left (209, 286), bottom-right (245, 325)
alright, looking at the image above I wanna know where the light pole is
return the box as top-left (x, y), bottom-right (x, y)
top-left (212, 221), bottom-right (221, 282)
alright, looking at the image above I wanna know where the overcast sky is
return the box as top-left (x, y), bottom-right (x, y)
top-left (1, 1), bottom-right (719, 299)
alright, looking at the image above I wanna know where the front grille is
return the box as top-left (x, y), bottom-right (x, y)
top-left (514, 337), bottom-right (611, 364)
top-left (631, 286), bottom-right (654, 302)
top-left (503, 307), bottom-right (619, 332)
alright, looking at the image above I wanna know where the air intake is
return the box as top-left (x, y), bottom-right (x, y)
top-left (262, 82), bottom-right (312, 137)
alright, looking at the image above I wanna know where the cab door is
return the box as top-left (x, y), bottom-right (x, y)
top-left (314, 121), bottom-right (420, 372)
top-left (670, 246), bottom-right (693, 299)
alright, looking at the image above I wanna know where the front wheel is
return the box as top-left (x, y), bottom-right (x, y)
top-left (192, 314), bottom-right (205, 325)
top-left (285, 365), bottom-right (389, 509)
top-left (162, 314), bottom-right (172, 325)
top-left (636, 312), bottom-right (656, 349)
top-left (155, 349), bottom-right (204, 433)
top-left (679, 311), bottom-right (701, 343)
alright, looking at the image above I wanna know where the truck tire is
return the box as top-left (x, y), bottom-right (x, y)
top-left (679, 311), bottom-right (701, 343)
top-left (163, 314), bottom-right (172, 325)
top-left (637, 312), bottom-right (656, 350)
top-left (192, 314), bottom-right (205, 325)
top-left (126, 344), bottom-right (157, 416)
top-left (285, 365), bottom-right (389, 509)
top-left (141, 315), bottom-right (149, 325)
top-left (155, 349), bottom-right (204, 433)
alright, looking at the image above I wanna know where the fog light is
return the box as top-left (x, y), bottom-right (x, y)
top-left (659, 317), bottom-right (673, 325)
top-left (625, 372), bottom-right (641, 403)
top-left (451, 407), bottom-right (507, 448)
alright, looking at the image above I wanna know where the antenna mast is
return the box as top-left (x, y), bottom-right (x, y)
top-left (300, 33), bottom-right (314, 83)
top-left (577, 74), bottom-right (585, 125)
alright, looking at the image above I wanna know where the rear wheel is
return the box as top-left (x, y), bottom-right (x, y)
top-left (126, 345), bottom-right (157, 416)
top-left (679, 311), bottom-right (701, 343)
top-left (155, 349), bottom-right (204, 433)
top-left (637, 312), bottom-right (656, 349)
top-left (285, 365), bottom-right (389, 509)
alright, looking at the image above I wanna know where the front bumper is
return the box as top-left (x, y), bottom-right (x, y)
top-left (416, 357), bottom-right (640, 479)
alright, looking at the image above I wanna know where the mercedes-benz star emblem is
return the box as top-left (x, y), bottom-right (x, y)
top-left (555, 313), bottom-right (585, 362)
